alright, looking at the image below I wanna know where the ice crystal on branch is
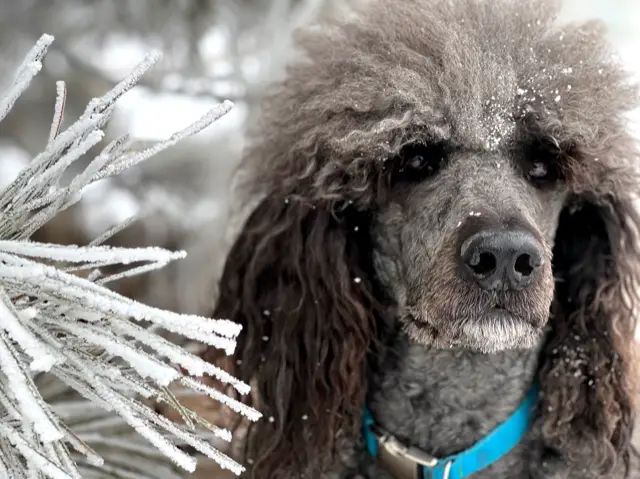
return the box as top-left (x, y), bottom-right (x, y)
top-left (0, 34), bottom-right (258, 479)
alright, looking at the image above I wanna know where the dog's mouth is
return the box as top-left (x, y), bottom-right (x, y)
top-left (406, 299), bottom-right (522, 324)
top-left (482, 306), bottom-right (521, 322)
top-left (488, 300), bottom-right (514, 317)
top-left (404, 301), bottom-right (544, 352)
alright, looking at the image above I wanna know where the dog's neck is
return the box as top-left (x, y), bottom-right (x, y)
top-left (367, 328), bottom-right (543, 458)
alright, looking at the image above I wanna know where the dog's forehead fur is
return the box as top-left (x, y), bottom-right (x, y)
top-left (245, 0), bottom-right (639, 206)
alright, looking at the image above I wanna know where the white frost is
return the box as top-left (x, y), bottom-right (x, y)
top-left (0, 35), bottom-right (253, 478)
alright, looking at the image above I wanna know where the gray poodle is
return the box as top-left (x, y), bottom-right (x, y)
top-left (204, 0), bottom-right (640, 477)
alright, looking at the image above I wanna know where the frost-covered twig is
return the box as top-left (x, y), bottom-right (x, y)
top-left (0, 34), bottom-right (54, 124)
top-left (0, 34), bottom-right (259, 479)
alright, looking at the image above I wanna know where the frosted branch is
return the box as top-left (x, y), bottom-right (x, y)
top-left (0, 34), bottom-right (258, 478)
top-left (0, 34), bottom-right (54, 124)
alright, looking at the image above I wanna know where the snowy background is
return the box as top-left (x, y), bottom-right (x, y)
top-left (0, 1), bottom-right (639, 477)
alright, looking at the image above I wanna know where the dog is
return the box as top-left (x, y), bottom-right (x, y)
top-left (205, 0), bottom-right (640, 477)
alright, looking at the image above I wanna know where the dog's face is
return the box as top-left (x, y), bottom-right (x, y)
top-left (372, 135), bottom-right (568, 352)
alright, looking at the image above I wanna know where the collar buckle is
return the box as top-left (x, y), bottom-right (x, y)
top-left (374, 427), bottom-right (453, 479)
top-left (379, 432), bottom-right (438, 468)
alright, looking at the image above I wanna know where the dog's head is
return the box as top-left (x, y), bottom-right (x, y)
top-left (210, 1), bottom-right (640, 477)
top-left (372, 123), bottom-right (565, 352)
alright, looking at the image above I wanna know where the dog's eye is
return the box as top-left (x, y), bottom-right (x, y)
top-left (521, 139), bottom-right (565, 188)
top-left (525, 157), bottom-right (563, 188)
top-left (525, 158), bottom-right (562, 187)
top-left (394, 142), bottom-right (447, 182)
top-left (408, 154), bottom-right (430, 171)
top-left (528, 161), bottom-right (549, 179)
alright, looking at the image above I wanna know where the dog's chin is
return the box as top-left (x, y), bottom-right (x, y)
top-left (404, 309), bottom-right (546, 354)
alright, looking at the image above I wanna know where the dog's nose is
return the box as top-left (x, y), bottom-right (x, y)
top-left (460, 230), bottom-right (544, 291)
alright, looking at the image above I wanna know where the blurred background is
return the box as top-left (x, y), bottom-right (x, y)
top-left (0, 1), bottom-right (639, 476)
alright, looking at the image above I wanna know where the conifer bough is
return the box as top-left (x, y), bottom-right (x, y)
top-left (0, 34), bottom-right (258, 479)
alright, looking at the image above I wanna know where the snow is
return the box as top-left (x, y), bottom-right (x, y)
top-left (60, 321), bottom-right (181, 387)
top-left (0, 34), bottom-right (54, 123)
top-left (0, 422), bottom-right (73, 479)
top-left (181, 377), bottom-right (261, 422)
top-left (0, 259), bottom-right (241, 344)
top-left (0, 330), bottom-right (64, 442)
top-left (0, 298), bottom-right (59, 372)
top-left (110, 318), bottom-right (251, 394)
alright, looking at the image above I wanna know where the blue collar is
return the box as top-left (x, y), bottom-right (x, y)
top-left (362, 384), bottom-right (539, 479)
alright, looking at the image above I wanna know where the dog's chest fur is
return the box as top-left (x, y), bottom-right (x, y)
top-left (335, 333), bottom-right (565, 478)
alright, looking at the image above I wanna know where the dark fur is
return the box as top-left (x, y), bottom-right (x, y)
top-left (206, 0), bottom-right (640, 477)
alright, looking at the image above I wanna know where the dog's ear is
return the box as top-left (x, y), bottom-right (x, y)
top-left (209, 194), bottom-right (378, 478)
top-left (539, 187), bottom-right (640, 475)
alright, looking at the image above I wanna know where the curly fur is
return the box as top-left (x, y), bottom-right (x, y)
top-left (206, 0), bottom-right (640, 477)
